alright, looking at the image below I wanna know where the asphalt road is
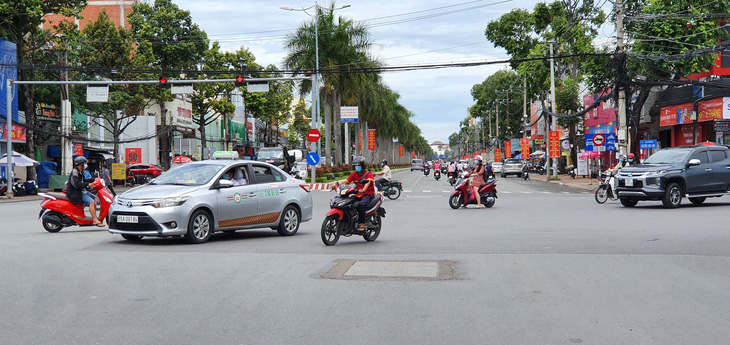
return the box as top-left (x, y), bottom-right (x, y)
top-left (2, 169), bottom-right (730, 344)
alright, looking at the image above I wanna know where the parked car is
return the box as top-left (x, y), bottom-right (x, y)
top-left (614, 144), bottom-right (730, 208)
top-left (411, 159), bottom-right (424, 171)
top-left (257, 146), bottom-right (295, 172)
top-left (501, 158), bottom-right (523, 178)
top-left (127, 164), bottom-right (163, 183)
top-left (108, 159), bottom-right (313, 243)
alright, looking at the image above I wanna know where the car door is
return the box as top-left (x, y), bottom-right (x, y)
top-left (709, 149), bottom-right (730, 191)
top-left (684, 150), bottom-right (713, 193)
top-left (250, 163), bottom-right (287, 225)
top-left (214, 164), bottom-right (259, 229)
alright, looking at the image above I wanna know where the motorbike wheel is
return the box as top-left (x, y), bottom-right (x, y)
top-left (321, 215), bottom-right (340, 246)
top-left (121, 234), bottom-right (143, 241)
top-left (485, 196), bottom-right (496, 208)
top-left (363, 212), bottom-right (382, 242)
top-left (594, 185), bottom-right (609, 204)
top-left (448, 194), bottom-right (462, 209)
top-left (125, 176), bottom-right (135, 187)
top-left (386, 188), bottom-right (401, 200)
top-left (42, 211), bottom-right (64, 233)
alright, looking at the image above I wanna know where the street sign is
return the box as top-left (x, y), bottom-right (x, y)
top-left (171, 84), bottom-right (194, 95)
top-left (307, 129), bottom-right (321, 142)
top-left (306, 152), bottom-right (320, 166)
top-left (561, 139), bottom-right (570, 150)
top-left (585, 134), bottom-right (594, 152)
top-left (392, 138), bottom-right (398, 144)
top-left (640, 139), bottom-right (658, 149)
top-left (592, 133), bottom-right (605, 147)
top-left (605, 133), bottom-right (617, 151)
top-left (594, 145), bottom-right (606, 152)
top-left (340, 106), bottom-right (359, 123)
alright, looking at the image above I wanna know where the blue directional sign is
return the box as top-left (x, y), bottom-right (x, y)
top-left (640, 139), bottom-right (658, 149)
top-left (585, 134), bottom-right (595, 152)
top-left (605, 133), bottom-right (617, 151)
top-left (306, 152), bottom-right (320, 166)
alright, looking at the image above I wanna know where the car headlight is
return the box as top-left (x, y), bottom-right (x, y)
top-left (152, 195), bottom-right (191, 208)
top-left (645, 177), bottom-right (661, 186)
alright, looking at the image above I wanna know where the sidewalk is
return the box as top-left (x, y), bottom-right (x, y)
top-left (539, 173), bottom-right (598, 192)
top-left (0, 185), bottom-right (136, 204)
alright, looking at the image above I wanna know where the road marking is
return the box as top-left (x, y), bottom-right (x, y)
top-left (521, 191), bottom-right (531, 194)
top-left (442, 190), bottom-right (451, 193)
top-left (541, 192), bottom-right (551, 194)
top-left (423, 190), bottom-right (431, 193)
top-left (502, 191), bottom-right (512, 194)
top-left (403, 190), bottom-right (411, 192)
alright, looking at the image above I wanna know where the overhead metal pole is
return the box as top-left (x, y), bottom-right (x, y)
top-left (314, 1), bottom-right (322, 167)
top-left (310, 73), bottom-right (317, 184)
top-left (6, 79), bottom-right (13, 198)
top-left (549, 41), bottom-right (558, 178)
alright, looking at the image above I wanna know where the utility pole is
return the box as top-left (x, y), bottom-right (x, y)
top-left (523, 76), bottom-right (528, 139)
top-left (549, 41), bottom-right (558, 178)
top-left (496, 102), bottom-right (500, 139)
top-left (58, 36), bottom-right (73, 176)
top-left (616, 0), bottom-right (627, 155)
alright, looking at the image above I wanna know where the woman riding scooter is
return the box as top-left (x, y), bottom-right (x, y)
top-left (468, 155), bottom-right (486, 208)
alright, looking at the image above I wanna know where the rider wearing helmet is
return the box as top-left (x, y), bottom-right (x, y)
top-left (469, 155), bottom-right (486, 208)
top-left (374, 159), bottom-right (391, 190)
top-left (330, 156), bottom-right (375, 232)
top-left (627, 152), bottom-right (636, 164)
top-left (67, 156), bottom-right (104, 227)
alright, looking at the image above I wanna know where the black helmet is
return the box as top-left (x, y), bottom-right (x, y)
top-left (74, 156), bottom-right (88, 166)
top-left (354, 156), bottom-right (366, 168)
top-left (381, 159), bottom-right (388, 165)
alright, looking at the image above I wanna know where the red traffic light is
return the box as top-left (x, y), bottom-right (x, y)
top-left (158, 77), bottom-right (170, 88)
top-left (159, 77), bottom-right (167, 84)
top-left (234, 75), bottom-right (245, 86)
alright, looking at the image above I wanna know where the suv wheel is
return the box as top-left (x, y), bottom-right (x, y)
top-left (688, 197), bottom-right (706, 205)
top-left (662, 182), bottom-right (683, 208)
top-left (620, 198), bottom-right (638, 208)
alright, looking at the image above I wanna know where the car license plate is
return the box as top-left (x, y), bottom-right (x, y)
top-left (117, 215), bottom-right (138, 223)
top-left (625, 178), bottom-right (633, 187)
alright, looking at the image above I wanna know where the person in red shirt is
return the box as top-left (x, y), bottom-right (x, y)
top-left (330, 156), bottom-right (375, 231)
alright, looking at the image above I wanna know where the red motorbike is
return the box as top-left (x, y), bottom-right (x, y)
top-left (37, 178), bottom-right (114, 232)
top-left (448, 172), bottom-right (497, 209)
top-left (321, 184), bottom-right (386, 246)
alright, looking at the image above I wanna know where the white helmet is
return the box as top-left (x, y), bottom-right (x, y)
top-left (475, 155), bottom-right (483, 162)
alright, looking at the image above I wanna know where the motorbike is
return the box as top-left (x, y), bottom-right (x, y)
top-left (23, 180), bottom-right (38, 195)
top-left (380, 180), bottom-right (403, 200)
top-left (521, 166), bottom-right (530, 180)
top-left (0, 178), bottom-right (7, 196)
top-left (594, 172), bottom-right (618, 204)
top-left (566, 165), bottom-right (577, 179)
top-left (424, 166), bottom-right (430, 176)
top-left (448, 172), bottom-right (497, 209)
top-left (434, 169), bottom-right (441, 181)
top-left (38, 178), bottom-right (114, 233)
top-left (321, 183), bottom-right (386, 246)
top-left (447, 171), bottom-right (457, 186)
top-left (12, 178), bottom-right (27, 196)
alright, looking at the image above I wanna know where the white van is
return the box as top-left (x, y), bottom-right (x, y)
top-left (411, 159), bottom-right (423, 171)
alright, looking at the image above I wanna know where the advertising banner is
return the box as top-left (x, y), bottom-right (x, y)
top-left (399, 145), bottom-right (403, 157)
top-left (504, 141), bottom-right (511, 158)
top-left (359, 131), bottom-right (363, 151)
top-left (0, 123), bottom-right (26, 142)
top-left (340, 106), bottom-right (359, 123)
top-left (246, 114), bottom-right (256, 143)
top-left (548, 131), bottom-right (561, 158)
top-left (521, 138), bottom-right (530, 158)
top-left (660, 102), bottom-right (693, 127)
top-left (698, 98), bottom-right (724, 122)
top-left (73, 143), bottom-right (84, 156)
top-left (368, 129), bottom-right (376, 151)
top-left (111, 163), bottom-right (126, 180)
top-left (495, 148), bottom-right (501, 162)
top-left (172, 106), bottom-right (194, 129)
top-left (125, 148), bottom-right (142, 164)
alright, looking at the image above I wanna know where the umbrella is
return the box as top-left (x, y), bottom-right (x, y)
top-left (513, 153), bottom-right (522, 159)
top-left (173, 155), bottom-right (192, 164)
top-left (579, 151), bottom-right (600, 159)
top-left (0, 151), bottom-right (40, 167)
top-left (530, 150), bottom-right (545, 156)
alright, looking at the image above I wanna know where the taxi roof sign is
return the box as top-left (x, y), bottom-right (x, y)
top-left (212, 151), bottom-right (239, 159)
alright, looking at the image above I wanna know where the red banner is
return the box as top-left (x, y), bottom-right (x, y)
top-left (73, 143), bottom-right (84, 156)
top-left (412, 151), bottom-right (415, 159)
top-left (359, 131), bottom-right (362, 151)
top-left (521, 138), bottom-right (530, 159)
top-left (698, 98), bottom-right (723, 122)
top-left (504, 141), bottom-right (512, 158)
top-left (368, 129), bottom-right (376, 151)
top-left (125, 148), bottom-right (142, 164)
top-left (660, 102), bottom-right (693, 127)
top-left (548, 131), bottom-right (560, 158)
top-left (0, 123), bottom-right (27, 142)
top-left (495, 149), bottom-right (501, 162)
top-left (399, 145), bottom-right (404, 157)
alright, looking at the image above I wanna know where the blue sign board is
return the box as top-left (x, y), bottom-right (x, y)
top-left (693, 85), bottom-right (703, 98)
top-left (341, 118), bottom-right (358, 123)
top-left (0, 39), bottom-right (18, 122)
top-left (605, 133), bottom-right (617, 151)
top-left (306, 152), bottom-right (320, 166)
top-left (640, 139), bottom-right (658, 149)
top-left (585, 134), bottom-right (594, 152)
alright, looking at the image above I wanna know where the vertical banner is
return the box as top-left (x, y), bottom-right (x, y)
top-left (125, 148), bottom-right (142, 164)
top-left (73, 143), bottom-right (84, 156)
top-left (495, 148), bottom-right (502, 162)
top-left (549, 131), bottom-right (560, 158)
top-left (359, 131), bottom-right (363, 151)
top-left (520, 138), bottom-right (530, 159)
top-left (412, 151), bottom-right (415, 159)
top-left (399, 145), bottom-right (404, 157)
top-left (368, 129), bottom-right (376, 151)
top-left (504, 141), bottom-right (512, 158)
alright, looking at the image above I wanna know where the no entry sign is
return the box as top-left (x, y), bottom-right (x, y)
top-left (307, 129), bottom-right (321, 142)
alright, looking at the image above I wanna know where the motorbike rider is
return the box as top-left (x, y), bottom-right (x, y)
top-left (101, 164), bottom-right (116, 196)
top-left (447, 160), bottom-right (456, 179)
top-left (374, 159), bottom-right (391, 190)
top-left (67, 156), bottom-right (104, 227)
top-left (433, 160), bottom-right (441, 172)
top-left (468, 155), bottom-right (486, 208)
top-left (608, 153), bottom-right (630, 192)
top-left (627, 152), bottom-right (635, 164)
top-left (485, 160), bottom-right (494, 178)
top-left (330, 156), bottom-right (375, 232)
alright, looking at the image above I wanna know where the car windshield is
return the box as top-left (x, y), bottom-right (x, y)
top-left (505, 159), bottom-right (521, 164)
top-left (643, 149), bottom-right (692, 164)
top-left (149, 164), bottom-right (224, 186)
top-left (258, 149), bottom-right (284, 159)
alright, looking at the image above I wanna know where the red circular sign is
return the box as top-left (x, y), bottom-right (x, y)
top-left (592, 133), bottom-right (605, 146)
top-left (307, 129), bottom-right (321, 142)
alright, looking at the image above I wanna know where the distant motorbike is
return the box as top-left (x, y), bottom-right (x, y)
top-left (521, 166), bottom-right (530, 180)
top-left (380, 180), bottom-right (403, 200)
top-left (448, 172), bottom-right (497, 209)
top-left (447, 172), bottom-right (457, 186)
top-left (38, 178), bottom-right (114, 233)
top-left (434, 169), bottom-right (441, 181)
top-left (566, 165), bottom-right (577, 179)
top-left (321, 184), bottom-right (386, 246)
top-left (424, 167), bottom-right (430, 176)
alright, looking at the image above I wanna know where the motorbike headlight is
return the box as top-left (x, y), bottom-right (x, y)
top-left (152, 195), bottom-right (191, 208)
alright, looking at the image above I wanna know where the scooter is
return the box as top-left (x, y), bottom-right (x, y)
top-left (380, 180), bottom-right (403, 200)
top-left (566, 165), bottom-right (577, 179)
top-left (448, 172), bottom-right (497, 209)
top-left (434, 169), bottom-right (441, 181)
top-left (23, 180), bottom-right (38, 195)
top-left (594, 172), bottom-right (618, 204)
top-left (424, 166), bottom-right (430, 176)
top-left (321, 183), bottom-right (386, 246)
top-left (0, 178), bottom-right (7, 196)
top-left (38, 178), bottom-right (114, 233)
top-left (447, 171), bottom-right (457, 186)
top-left (12, 178), bottom-right (26, 196)
top-left (521, 166), bottom-right (530, 180)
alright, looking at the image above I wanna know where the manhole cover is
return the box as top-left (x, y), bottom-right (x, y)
top-left (321, 260), bottom-right (456, 280)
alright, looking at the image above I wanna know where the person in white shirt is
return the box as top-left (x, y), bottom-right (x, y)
top-left (374, 159), bottom-right (391, 189)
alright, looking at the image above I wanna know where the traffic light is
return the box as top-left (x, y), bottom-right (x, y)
top-left (234, 75), bottom-right (245, 87)
top-left (158, 76), bottom-right (170, 88)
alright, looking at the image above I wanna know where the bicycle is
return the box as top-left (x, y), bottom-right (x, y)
top-left (594, 172), bottom-right (618, 204)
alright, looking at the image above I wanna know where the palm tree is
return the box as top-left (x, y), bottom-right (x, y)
top-left (284, 1), bottom-right (376, 166)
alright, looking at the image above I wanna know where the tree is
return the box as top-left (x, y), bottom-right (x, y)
top-left (287, 98), bottom-right (311, 148)
top-left (243, 65), bottom-right (294, 147)
top-left (128, 0), bottom-right (208, 169)
top-left (0, 0), bottom-right (86, 179)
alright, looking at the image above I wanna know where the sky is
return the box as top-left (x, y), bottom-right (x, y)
top-left (175, 0), bottom-right (615, 145)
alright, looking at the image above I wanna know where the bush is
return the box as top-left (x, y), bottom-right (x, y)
top-left (316, 177), bottom-right (328, 183)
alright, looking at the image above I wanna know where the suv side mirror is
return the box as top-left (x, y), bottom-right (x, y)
top-left (687, 159), bottom-right (701, 167)
top-left (216, 179), bottom-right (234, 189)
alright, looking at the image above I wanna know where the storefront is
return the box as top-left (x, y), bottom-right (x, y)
top-left (659, 97), bottom-right (730, 147)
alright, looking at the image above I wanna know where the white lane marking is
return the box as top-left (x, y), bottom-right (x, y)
top-left (502, 191), bottom-right (512, 194)
top-left (541, 192), bottom-right (551, 194)
top-left (403, 190), bottom-right (411, 192)
top-left (442, 190), bottom-right (451, 193)
top-left (423, 190), bottom-right (431, 193)
top-left (521, 191), bottom-right (531, 194)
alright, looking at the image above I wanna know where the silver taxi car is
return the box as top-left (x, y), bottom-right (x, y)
top-left (108, 159), bottom-right (313, 244)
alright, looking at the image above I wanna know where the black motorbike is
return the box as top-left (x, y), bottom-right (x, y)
top-left (447, 171), bottom-right (457, 186)
top-left (321, 184), bottom-right (386, 246)
top-left (380, 180), bottom-right (403, 200)
top-left (521, 166), bottom-right (530, 180)
top-left (424, 167), bottom-right (430, 176)
top-left (434, 169), bottom-right (441, 181)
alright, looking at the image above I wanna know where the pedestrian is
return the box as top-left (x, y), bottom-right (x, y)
top-left (101, 164), bottom-right (116, 196)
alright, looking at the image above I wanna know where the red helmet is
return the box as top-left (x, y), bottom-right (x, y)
top-left (628, 153), bottom-right (635, 159)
